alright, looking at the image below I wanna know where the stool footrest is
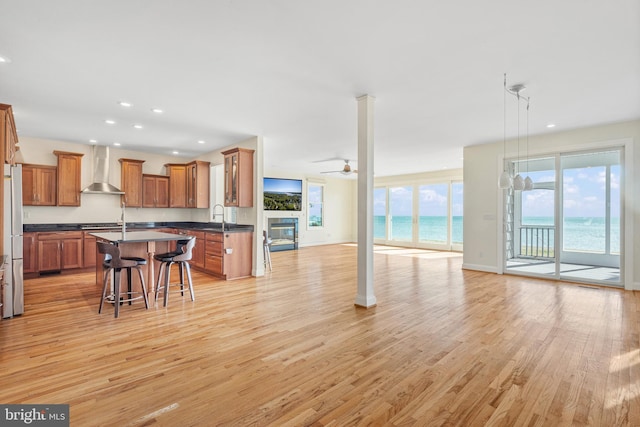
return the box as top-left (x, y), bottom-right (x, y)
top-left (104, 293), bottom-right (147, 304)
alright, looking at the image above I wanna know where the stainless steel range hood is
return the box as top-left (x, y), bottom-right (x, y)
top-left (81, 145), bottom-right (124, 194)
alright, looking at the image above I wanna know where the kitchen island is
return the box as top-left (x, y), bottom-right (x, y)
top-left (90, 230), bottom-right (188, 296)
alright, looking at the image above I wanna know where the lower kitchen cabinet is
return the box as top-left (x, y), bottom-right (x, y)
top-left (23, 227), bottom-right (253, 279)
top-left (36, 231), bottom-right (84, 272)
top-left (83, 232), bottom-right (97, 268)
top-left (23, 232), bottom-right (38, 274)
top-left (179, 229), bottom-right (205, 269)
top-left (205, 232), bottom-right (224, 276)
top-left (204, 231), bottom-right (253, 279)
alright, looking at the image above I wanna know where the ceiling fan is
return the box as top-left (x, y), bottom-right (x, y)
top-left (321, 159), bottom-right (357, 175)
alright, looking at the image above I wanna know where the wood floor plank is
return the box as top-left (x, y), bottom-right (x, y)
top-left (1, 244), bottom-right (638, 426)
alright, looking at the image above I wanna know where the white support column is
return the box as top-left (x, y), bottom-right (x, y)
top-left (354, 94), bottom-right (377, 308)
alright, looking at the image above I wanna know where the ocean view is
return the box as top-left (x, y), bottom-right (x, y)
top-left (374, 215), bottom-right (620, 253)
top-left (374, 216), bottom-right (463, 244)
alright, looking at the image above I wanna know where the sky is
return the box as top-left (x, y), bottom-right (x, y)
top-left (522, 166), bottom-right (620, 219)
top-left (374, 183), bottom-right (463, 217)
top-left (263, 177), bottom-right (302, 194)
top-left (372, 164), bottom-right (619, 221)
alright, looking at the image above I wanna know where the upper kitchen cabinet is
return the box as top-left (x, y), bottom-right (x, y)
top-left (165, 163), bottom-right (187, 208)
top-left (22, 164), bottom-right (57, 206)
top-left (142, 174), bottom-right (169, 208)
top-left (186, 160), bottom-right (210, 208)
top-left (54, 151), bottom-right (84, 206)
top-left (0, 103), bottom-right (19, 165)
top-left (119, 158), bottom-right (145, 207)
top-left (222, 148), bottom-right (254, 207)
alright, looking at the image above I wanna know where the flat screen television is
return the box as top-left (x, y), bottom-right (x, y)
top-left (264, 177), bottom-right (302, 211)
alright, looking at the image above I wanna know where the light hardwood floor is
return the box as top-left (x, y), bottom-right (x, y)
top-left (1, 244), bottom-right (639, 426)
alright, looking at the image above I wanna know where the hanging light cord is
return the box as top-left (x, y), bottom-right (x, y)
top-left (517, 91), bottom-right (521, 174)
top-left (526, 98), bottom-right (530, 175)
top-left (503, 73), bottom-right (507, 171)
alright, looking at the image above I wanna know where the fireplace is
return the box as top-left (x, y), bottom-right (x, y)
top-left (267, 218), bottom-right (298, 252)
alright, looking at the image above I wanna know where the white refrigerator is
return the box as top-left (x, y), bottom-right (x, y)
top-left (3, 163), bottom-right (24, 318)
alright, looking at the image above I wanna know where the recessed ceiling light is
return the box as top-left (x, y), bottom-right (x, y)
top-left (197, 140), bottom-right (205, 144)
top-left (172, 151), bottom-right (179, 154)
top-left (89, 139), bottom-right (98, 143)
top-left (546, 123), bottom-right (556, 128)
top-left (105, 119), bottom-right (116, 125)
top-left (151, 108), bottom-right (163, 114)
top-left (113, 142), bottom-right (121, 146)
top-left (0, 55), bottom-right (11, 63)
top-left (133, 124), bottom-right (143, 129)
top-left (118, 101), bottom-right (133, 107)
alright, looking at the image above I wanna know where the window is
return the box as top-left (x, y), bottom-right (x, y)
top-left (375, 181), bottom-right (462, 249)
top-left (389, 186), bottom-right (413, 241)
top-left (451, 182), bottom-right (464, 245)
top-left (374, 188), bottom-right (387, 239)
top-left (418, 183), bottom-right (448, 244)
top-left (308, 183), bottom-right (324, 228)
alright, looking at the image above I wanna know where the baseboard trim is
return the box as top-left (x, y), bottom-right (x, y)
top-left (462, 263), bottom-right (498, 274)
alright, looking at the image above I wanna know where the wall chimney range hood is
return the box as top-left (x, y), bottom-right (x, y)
top-left (81, 145), bottom-right (124, 194)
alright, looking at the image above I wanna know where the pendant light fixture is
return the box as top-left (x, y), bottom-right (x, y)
top-left (510, 83), bottom-right (525, 191)
top-left (498, 74), bottom-right (513, 189)
top-left (523, 98), bottom-right (534, 191)
top-left (499, 73), bottom-right (532, 191)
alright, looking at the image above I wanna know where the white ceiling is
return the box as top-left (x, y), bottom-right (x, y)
top-left (1, 1), bottom-right (639, 177)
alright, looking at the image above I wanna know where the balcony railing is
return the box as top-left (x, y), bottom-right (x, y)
top-left (519, 225), bottom-right (555, 258)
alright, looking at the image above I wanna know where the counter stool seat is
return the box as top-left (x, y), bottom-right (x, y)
top-left (98, 242), bottom-right (149, 318)
top-left (154, 237), bottom-right (196, 307)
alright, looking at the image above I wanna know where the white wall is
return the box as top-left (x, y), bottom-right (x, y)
top-left (19, 136), bottom-right (208, 224)
top-left (463, 119), bottom-right (639, 290)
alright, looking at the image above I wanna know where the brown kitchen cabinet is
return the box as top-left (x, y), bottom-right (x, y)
top-left (221, 148), bottom-right (254, 207)
top-left (204, 231), bottom-right (253, 279)
top-left (54, 151), bottom-right (84, 206)
top-left (165, 163), bottom-right (187, 208)
top-left (23, 232), bottom-right (38, 274)
top-left (22, 164), bottom-right (57, 206)
top-left (119, 158), bottom-right (145, 207)
top-left (186, 161), bottom-right (210, 208)
top-left (37, 231), bottom-right (84, 272)
top-left (83, 232), bottom-right (97, 269)
top-left (1, 103), bottom-right (19, 165)
top-left (142, 174), bottom-right (170, 208)
top-left (179, 229), bottom-right (205, 269)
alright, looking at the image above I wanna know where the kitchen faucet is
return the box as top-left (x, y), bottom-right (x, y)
top-left (120, 201), bottom-right (126, 236)
top-left (212, 203), bottom-right (225, 230)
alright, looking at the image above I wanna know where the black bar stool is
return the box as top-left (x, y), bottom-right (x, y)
top-left (154, 237), bottom-right (196, 307)
top-left (97, 242), bottom-right (149, 318)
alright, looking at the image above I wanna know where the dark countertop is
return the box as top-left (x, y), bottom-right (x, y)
top-left (90, 230), bottom-right (188, 243)
top-left (24, 221), bottom-right (254, 233)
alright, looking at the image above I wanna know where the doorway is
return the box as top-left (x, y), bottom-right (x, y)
top-left (504, 148), bottom-right (622, 286)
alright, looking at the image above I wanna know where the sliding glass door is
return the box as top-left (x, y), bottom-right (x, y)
top-left (418, 184), bottom-right (448, 245)
top-left (560, 150), bottom-right (621, 283)
top-left (374, 180), bottom-right (463, 250)
top-left (504, 148), bottom-right (622, 286)
top-left (389, 186), bottom-right (413, 242)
